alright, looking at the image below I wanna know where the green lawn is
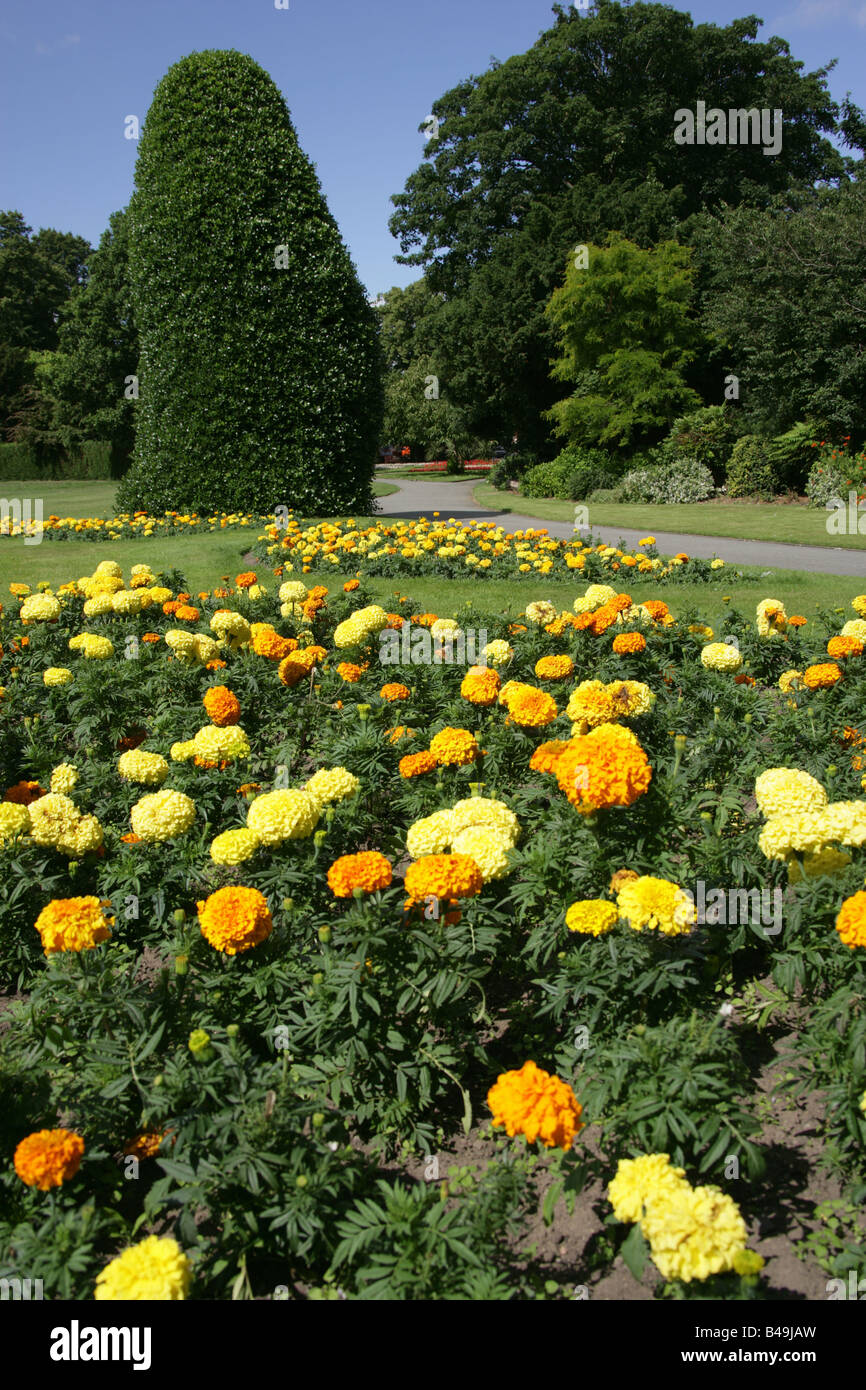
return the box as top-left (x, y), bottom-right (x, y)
top-left (472, 481), bottom-right (866, 550)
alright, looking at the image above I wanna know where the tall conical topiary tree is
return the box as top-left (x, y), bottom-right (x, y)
top-left (117, 50), bottom-right (382, 516)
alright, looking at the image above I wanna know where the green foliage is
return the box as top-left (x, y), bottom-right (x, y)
top-left (618, 458), bottom-right (715, 504)
top-left (521, 445), bottom-right (620, 501)
top-left (764, 421), bottom-right (820, 494)
top-left (660, 407), bottom-right (738, 484)
top-left (545, 235), bottom-right (703, 450)
top-left (118, 50), bottom-right (382, 517)
top-left (726, 436), bottom-right (778, 500)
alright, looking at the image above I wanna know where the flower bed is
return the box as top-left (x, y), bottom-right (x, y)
top-left (1, 558), bottom-right (865, 1300)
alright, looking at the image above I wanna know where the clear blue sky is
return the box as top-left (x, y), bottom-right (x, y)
top-left (1, 0), bottom-right (863, 298)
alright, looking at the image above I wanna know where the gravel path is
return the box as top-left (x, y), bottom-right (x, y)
top-left (375, 477), bottom-right (866, 577)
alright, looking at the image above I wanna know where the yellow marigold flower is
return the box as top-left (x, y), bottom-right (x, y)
top-left (203, 685), bottom-right (241, 726)
top-left (852, 595), bottom-right (866, 618)
top-left (130, 789), bottom-right (196, 842)
top-left (210, 827), bottom-right (260, 866)
top-left (803, 662), bottom-right (842, 690)
top-left (842, 620), bottom-right (866, 642)
top-left (69, 633), bottom-right (114, 659)
top-left (535, 654), bottom-right (574, 680)
top-left (279, 580), bottom-right (308, 602)
top-left (488, 1060), bottom-right (584, 1151)
top-left (565, 900), bottom-right (618, 936)
top-left (836, 891), bottom-right (866, 949)
top-left (756, 598), bottom-right (788, 639)
top-left (170, 740), bottom-right (196, 762)
top-left (612, 632), bottom-right (646, 655)
top-left (20, 593), bottom-right (61, 622)
top-left (209, 610), bottom-right (251, 648)
top-left (460, 666), bottom-right (502, 705)
top-left (197, 886), bottom-right (273, 955)
top-left (640, 1183), bottom-right (748, 1283)
top-left (450, 797), bottom-right (520, 847)
top-left (700, 642), bottom-right (742, 672)
top-left (192, 724), bottom-right (250, 764)
top-left (566, 680), bottom-right (615, 729)
top-left (787, 846), bottom-right (851, 881)
top-left (43, 665), bottom-right (73, 686)
top-left (49, 763), bottom-right (78, 794)
top-left (525, 600), bottom-right (557, 626)
top-left (14, 1128), bottom-right (85, 1190)
top-left (606, 680), bottom-right (655, 718)
top-left (616, 875), bottom-right (695, 936)
top-left (755, 768), bottom-right (827, 818)
top-left (451, 826), bottom-right (512, 881)
top-left (111, 589), bottom-right (145, 615)
top-left (327, 851), bottom-right (392, 897)
top-left (94, 1235), bottom-right (192, 1301)
top-left (118, 749), bottom-right (170, 786)
top-left (0, 802), bottom-right (30, 843)
top-left (429, 727), bottom-right (480, 767)
top-left (778, 669), bottom-right (803, 693)
top-left (304, 766), bottom-right (359, 804)
top-left (400, 750), bottom-right (437, 778)
top-left (27, 793), bottom-right (103, 856)
top-left (246, 788), bottom-right (320, 843)
top-left (404, 853), bottom-right (483, 903)
top-left (406, 809), bottom-right (454, 858)
top-left (482, 639), bottom-right (514, 668)
top-left (608, 1153), bottom-right (689, 1223)
top-left (33, 896), bottom-right (112, 954)
top-left (507, 687), bottom-right (559, 728)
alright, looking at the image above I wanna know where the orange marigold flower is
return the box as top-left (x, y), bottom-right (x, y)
top-left (33, 897), bottom-right (113, 954)
top-left (507, 688), bottom-right (559, 728)
top-left (120, 832), bottom-right (141, 844)
top-left (404, 853), bottom-right (483, 903)
top-left (142, 632), bottom-right (161, 643)
top-left (252, 628), bottom-right (296, 660)
top-left (429, 727), bottom-right (480, 766)
top-left (123, 1131), bottom-right (172, 1160)
top-left (642, 600), bottom-right (669, 621)
top-left (609, 867), bottom-right (640, 895)
top-left (379, 682), bottom-right (411, 701)
top-left (14, 1128), bottom-right (85, 1190)
top-left (487, 1061), bottom-right (583, 1151)
top-left (4, 780), bottom-right (47, 805)
top-left (399, 750), bottom-right (437, 778)
top-left (555, 724), bottom-right (652, 814)
top-left (203, 685), bottom-right (241, 727)
top-left (803, 662), bottom-right (843, 690)
top-left (788, 615), bottom-right (807, 627)
top-left (343, 580), bottom-right (360, 592)
top-left (609, 593), bottom-right (633, 613)
top-left (734, 673), bottom-right (757, 686)
top-left (337, 661), bottom-right (367, 683)
top-left (827, 635), bottom-right (863, 659)
top-left (163, 600), bottom-right (181, 616)
top-left (835, 891), bottom-right (866, 949)
top-left (460, 666), bottom-right (502, 705)
top-left (535, 654), bottom-right (574, 680)
top-left (387, 725), bottom-right (416, 744)
top-left (308, 586), bottom-right (329, 600)
top-left (174, 605), bottom-right (200, 622)
top-left (235, 572), bottom-right (257, 589)
top-left (411, 613), bottom-right (438, 627)
top-left (206, 658), bottom-right (227, 671)
top-left (529, 739), bottom-right (572, 774)
top-left (278, 647), bottom-right (326, 686)
top-left (327, 850), bottom-right (393, 897)
top-left (612, 632), bottom-right (646, 655)
top-left (196, 886), bottom-right (273, 956)
top-left (237, 782), bottom-right (261, 797)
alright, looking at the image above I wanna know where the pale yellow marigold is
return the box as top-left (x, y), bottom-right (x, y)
top-left (245, 788), bottom-right (320, 844)
top-left (451, 826), bottom-right (513, 881)
top-left (0, 802), bottom-right (30, 843)
top-left (191, 724), bottom-right (251, 764)
top-left (171, 740), bottom-right (197, 763)
top-left (700, 642), bottom-right (742, 672)
top-left (111, 589), bottom-right (144, 615)
top-left (130, 789), bottom-right (196, 842)
top-left (756, 598), bottom-right (788, 639)
top-left (95, 1235), bottom-right (192, 1301)
top-left (755, 768), bottom-right (827, 818)
top-left (778, 669), bottom-right (803, 693)
top-left (279, 580), bottom-right (308, 602)
top-left (640, 1183), bottom-right (748, 1283)
top-left (50, 763), bottom-right (78, 795)
top-left (481, 639), bottom-right (514, 668)
top-left (450, 797), bottom-right (520, 848)
top-left (787, 846), bottom-right (851, 881)
top-left (210, 610), bottom-right (251, 648)
top-left (304, 766), bottom-right (360, 804)
top-left (118, 749), bottom-right (170, 786)
top-left (525, 601), bottom-right (557, 627)
top-left (608, 1153), bottom-right (689, 1224)
top-left (83, 595), bottom-right (113, 617)
top-left (406, 809), bottom-right (455, 859)
top-left (209, 827), bottom-right (261, 865)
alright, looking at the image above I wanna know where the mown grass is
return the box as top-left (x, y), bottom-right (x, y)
top-left (472, 481), bottom-right (866, 550)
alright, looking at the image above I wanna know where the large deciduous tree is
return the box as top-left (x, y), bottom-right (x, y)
top-left (118, 50), bottom-right (382, 515)
top-left (389, 0), bottom-right (861, 452)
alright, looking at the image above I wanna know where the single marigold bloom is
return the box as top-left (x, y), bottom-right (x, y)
top-left (278, 646), bottom-right (326, 686)
top-left (641, 601), bottom-right (669, 621)
top-left (203, 685), bottom-right (241, 727)
top-left (14, 1128), bottom-right (85, 1189)
top-left (507, 688), bottom-right (559, 728)
top-left (612, 632), bottom-right (647, 655)
top-left (616, 875), bottom-right (695, 936)
top-left (535, 654), bottom-right (574, 681)
top-left (404, 853), bottom-right (483, 903)
top-left (529, 739), bottom-right (572, 774)
top-left (142, 632), bottom-right (161, 643)
top-left (411, 612), bottom-right (437, 627)
top-left (34, 896), bottom-right (113, 954)
top-left (327, 851), bottom-right (393, 897)
top-left (235, 571), bottom-right (257, 588)
top-left (488, 1061), bottom-right (583, 1151)
top-left (565, 900), bottom-right (618, 936)
top-left (206, 658), bottom-right (227, 671)
top-left (460, 666), bottom-right (502, 705)
top-left (827, 635), bottom-right (863, 659)
top-left (120, 832), bottom-right (141, 844)
top-left (123, 1131), bottom-right (172, 1160)
top-left (174, 605), bottom-right (200, 622)
top-left (338, 661), bottom-right (367, 683)
top-left (197, 886), bottom-right (273, 955)
top-left (803, 662), bottom-right (842, 690)
top-left (343, 579), bottom-right (360, 592)
top-left (556, 724), bottom-right (652, 814)
top-left (429, 727), bottom-right (480, 766)
top-left (162, 599), bottom-right (181, 615)
top-left (399, 750), bottom-right (437, 779)
top-left (380, 682), bottom-right (410, 702)
top-left (835, 891), bottom-right (866, 949)
top-left (252, 628), bottom-right (296, 660)
top-left (95, 1234), bottom-right (192, 1301)
top-left (788, 615), bottom-right (807, 627)
top-left (4, 780), bottom-right (47, 805)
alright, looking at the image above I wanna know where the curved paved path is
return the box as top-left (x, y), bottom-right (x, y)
top-left (375, 476), bottom-right (866, 577)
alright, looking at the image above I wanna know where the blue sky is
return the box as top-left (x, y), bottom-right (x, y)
top-left (1, 0), bottom-right (863, 298)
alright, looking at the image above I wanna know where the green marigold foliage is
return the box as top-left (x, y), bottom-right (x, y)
top-left (118, 50), bottom-right (382, 516)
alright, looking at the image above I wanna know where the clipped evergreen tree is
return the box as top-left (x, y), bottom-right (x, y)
top-left (117, 50), bottom-right (382, 515)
